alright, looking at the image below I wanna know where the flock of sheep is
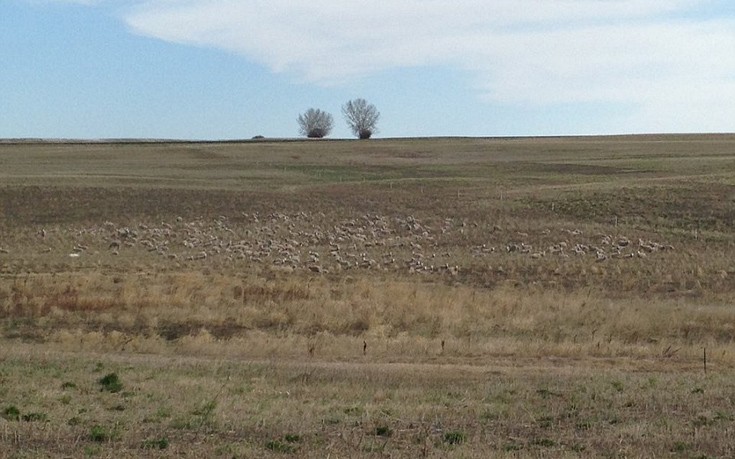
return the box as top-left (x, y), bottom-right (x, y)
top-left (4, 211), bottom-right (673, 279)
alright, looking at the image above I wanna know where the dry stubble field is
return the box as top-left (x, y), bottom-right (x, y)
top-left (1, 135), bottom-right (735, 457)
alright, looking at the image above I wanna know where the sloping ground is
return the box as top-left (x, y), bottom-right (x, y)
top-left (1, 136), bottom-right (735, 457)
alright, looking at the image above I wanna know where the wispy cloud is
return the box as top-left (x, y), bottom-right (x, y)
top-left (58, 1), bottom-right (735, 132)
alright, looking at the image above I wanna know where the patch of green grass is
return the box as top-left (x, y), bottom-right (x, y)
top-left (575, 420), bottom-right (593, 431)
top-left (343, 406), bottom-right (363, 416)
top-left (22, 412), bottom-right (48, 422)
top-left (2, 405), bottom-right (20, 421)
top-left (322, 416), bottom-right (341, 425)
top-left (89, 425), bottom-right (114, 442)
top-left (191, 399), bottom-right (217, 417)
top-left (504, 442), bottom-right (523, 451)
top-left (532, 438), bottom-right (556, 448)
top-left (283, 434), bottom-right (302, 443)
top-left (155, 405), bottom-right (173, 419)
top-left (141, 437), bottom-right (169, 450)
top-left (480, 409), bottom-right (499, 422)
top-left (191, 399), bottom-right (218, 428)
top-left (375, 425), bottom-right (392, 437)
top-left (169, 417), bottom-right (193, 430)
top-left (84, 445), bottom-right (101, 457)
top-left (693, 414), bottom-right (713, 428)
top-left (537, 388), bottom-right (562, 399)
top-left (443, 430), bottom-right (466, 445)
top-left (265, 439), bottom-right (296, 454)
top-left (537, 415), bottom-right (555, 429)
top-left (98, 372), bottom-right (123, 393)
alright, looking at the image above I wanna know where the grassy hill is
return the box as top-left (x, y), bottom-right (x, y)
top-left (1, 135), bottom-right (734, 457)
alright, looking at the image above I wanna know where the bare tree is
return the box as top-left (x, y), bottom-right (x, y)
top-left (342, 98), bottom-right (380, 139)
top-left (297, 108), bottom-right (334, 138)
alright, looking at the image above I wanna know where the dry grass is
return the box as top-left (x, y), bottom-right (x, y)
top-left (3, 272), bottom-right (735, 366)
top-left (1, 135), bottom-right (735, 457)
top-left (1, 343), bottom-right (734, 458)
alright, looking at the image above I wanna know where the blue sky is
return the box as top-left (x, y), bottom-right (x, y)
top-left (2, 0), bottom-right (734, 139)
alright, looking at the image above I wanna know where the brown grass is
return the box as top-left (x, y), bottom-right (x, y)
top-left (1, 342), bottom-right (733, 458)
top-left (1, 135), bottom-right (735, 457)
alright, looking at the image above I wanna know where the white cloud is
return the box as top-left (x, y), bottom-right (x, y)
top-left (123, 1), bottom-right (735, 132)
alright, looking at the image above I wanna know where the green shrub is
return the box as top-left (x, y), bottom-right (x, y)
top-left (98, 373), bottom-right (122, 393)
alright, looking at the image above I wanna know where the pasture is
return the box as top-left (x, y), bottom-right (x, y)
top-left (1, 135), bottom-right (735, 457)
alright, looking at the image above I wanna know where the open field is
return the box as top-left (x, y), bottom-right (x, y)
top-left (1, 135), bottom-right (735, 457)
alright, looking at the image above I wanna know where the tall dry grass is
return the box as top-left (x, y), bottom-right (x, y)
top-left (3, 269), bottom-right (733, 365)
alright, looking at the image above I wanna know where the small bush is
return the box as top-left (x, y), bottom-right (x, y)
top-left (98, 373), bottom-right (122, 393)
